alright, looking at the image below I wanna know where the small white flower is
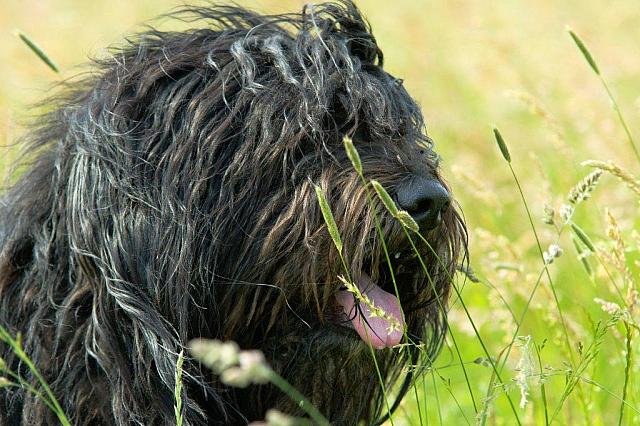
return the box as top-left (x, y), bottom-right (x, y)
top-left (238, 351), bottom-right (270, 384)
top-left (543, 251), bottom-right (554, 265)
top-left (543, 244), bottom-right (563, 264)
top-left (548, 244), bottom-right (563, 258)
top-left (191, 340), bottom-right (272, 388)
top-left (263, 409), bottom-right (298, 426)
top-left (221, 367), bottom-right (252, 388)
top-left (190, 339), bottom-right (240, 373)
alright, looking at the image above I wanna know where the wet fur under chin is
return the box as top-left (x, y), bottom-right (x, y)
top-left (0, 1), bottom-right (466, 425)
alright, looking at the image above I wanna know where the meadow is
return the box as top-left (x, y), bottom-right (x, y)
top-left (1, 0), bottom-right (639, 424)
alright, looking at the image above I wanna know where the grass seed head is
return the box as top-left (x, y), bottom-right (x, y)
top-left (15, 30), bottom-right (60, 73)
top-left (567, 170), bottom-right (602, 204)
top-left (492, 127), bottom-right (511, 163)
top-left (568, 28), bottom-right (601, 75)
top-left (314, 184), bottom-right (343, 254)
top-left (263, 409), bottom-right (299, 426)
top-left (371, 179), bottom-right (399, 216)
top-left (582, 160), bottom-right (640, 197)
top-left (190, 339), bottom-right (239, 373)
top-left (542, 203), bottom-right (556, 225)
top-left (343, 136), bottom-right (363, 175)
top-left (395, 210), bottom-right (420, 232)
top-left (559, 203), bottom-right (575, 223)
top-left (593, 298), bottom-right (621, 315)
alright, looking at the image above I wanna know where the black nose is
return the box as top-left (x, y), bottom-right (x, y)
top-left (396, 177), bottom-right (450, 230)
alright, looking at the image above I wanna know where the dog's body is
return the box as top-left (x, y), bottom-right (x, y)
top-left (0, 2), bottom-right (465, 425)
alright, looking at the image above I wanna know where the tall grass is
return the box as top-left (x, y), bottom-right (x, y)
top-left (0, 326), bottom-right (71, 426)
top-left (400, 26), bottom-right (639, 426)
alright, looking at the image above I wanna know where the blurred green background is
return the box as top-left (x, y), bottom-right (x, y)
top-left (2, 1), bottom-right (639, 424)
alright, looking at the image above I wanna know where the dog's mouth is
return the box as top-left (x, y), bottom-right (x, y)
top-left (333, 243), bottom-right (428, 349)
top-left (335, 271), bottom-right (405, 349)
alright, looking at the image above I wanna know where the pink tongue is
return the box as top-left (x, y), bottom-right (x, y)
top-left (335, 273), bottom-right (405, 349)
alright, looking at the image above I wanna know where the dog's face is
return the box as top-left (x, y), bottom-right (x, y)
top-left (194, 5), bottom-right (465, 338)
top-left (231, 128), bottom-right (466, 422)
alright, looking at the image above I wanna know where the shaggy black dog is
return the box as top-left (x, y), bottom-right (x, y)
top-left (0, 1), bottom-right (466, 424)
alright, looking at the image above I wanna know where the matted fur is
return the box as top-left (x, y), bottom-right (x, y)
top-left (0, 1), bottom-right (466, 425)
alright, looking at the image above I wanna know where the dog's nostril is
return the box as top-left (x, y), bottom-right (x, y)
top-left (412, 198), bottom-right (435, 216)
top-left (396, 178), bottom-right (450, 230)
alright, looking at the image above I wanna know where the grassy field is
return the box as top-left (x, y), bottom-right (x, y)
top-left (2, 0), bottom-right (639, 424)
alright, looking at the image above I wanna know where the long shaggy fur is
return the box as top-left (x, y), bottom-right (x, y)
top-left (0, 2), bottom-right (466, 425)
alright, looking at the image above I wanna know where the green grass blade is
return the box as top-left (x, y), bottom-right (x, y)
top-left (570, 235), bottom-right (594, 279)
top-left (493, 128), bottom-right (511, 163)
top-left (314, 185), bottom-right (342, 254)
top-left (491, 128), bottom-right (577, 409)
top-left (568, 29), bottom-right (640, 165)
top-left (371, 179), bottom-right (399, 216)
top-left (396, 211), bottom-right (419, 232)
top-left (413, 232), bottom-right (522, 425)
top-left (343, 136), bottom-right (363, 175)
top-left (618, 323), bottom-right (634, 426)
top-left (317, 167), bottom-right (396, 424)
top-left (533, 341), bottom-right (549, 426)
top-left (570, 223), bottom-right (595, 252)
top-left (267, 371), bottom-right (330, 425)
top-left (0, 326), bottom-right (70, 425)
top-left (567, 29), bottom-right (600, 75)
top-left (15, 30), bottom-right (60, 73)
top-left (174, 350), bottom-right (184, 426)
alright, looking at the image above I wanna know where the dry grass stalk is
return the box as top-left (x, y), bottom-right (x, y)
top-left (582, 160), bottom-right (640, 197)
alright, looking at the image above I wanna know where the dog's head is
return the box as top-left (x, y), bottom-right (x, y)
top-left (7, 1), bottom-right (466, 424)
top-left (152, 2), bottom-right (467, 422)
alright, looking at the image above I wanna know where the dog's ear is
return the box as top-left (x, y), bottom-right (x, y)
top-left (345, 27), bottom-right (382, 66)
top-left (305, 1), bottom-right (383, 67)
top-left (346, 33), bottom-right (381, 66)
top-left (336, 1), bottom-right (383, 66)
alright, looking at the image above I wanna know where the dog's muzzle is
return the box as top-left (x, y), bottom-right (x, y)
top-left (396, 176), bottom-right (450, 231)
